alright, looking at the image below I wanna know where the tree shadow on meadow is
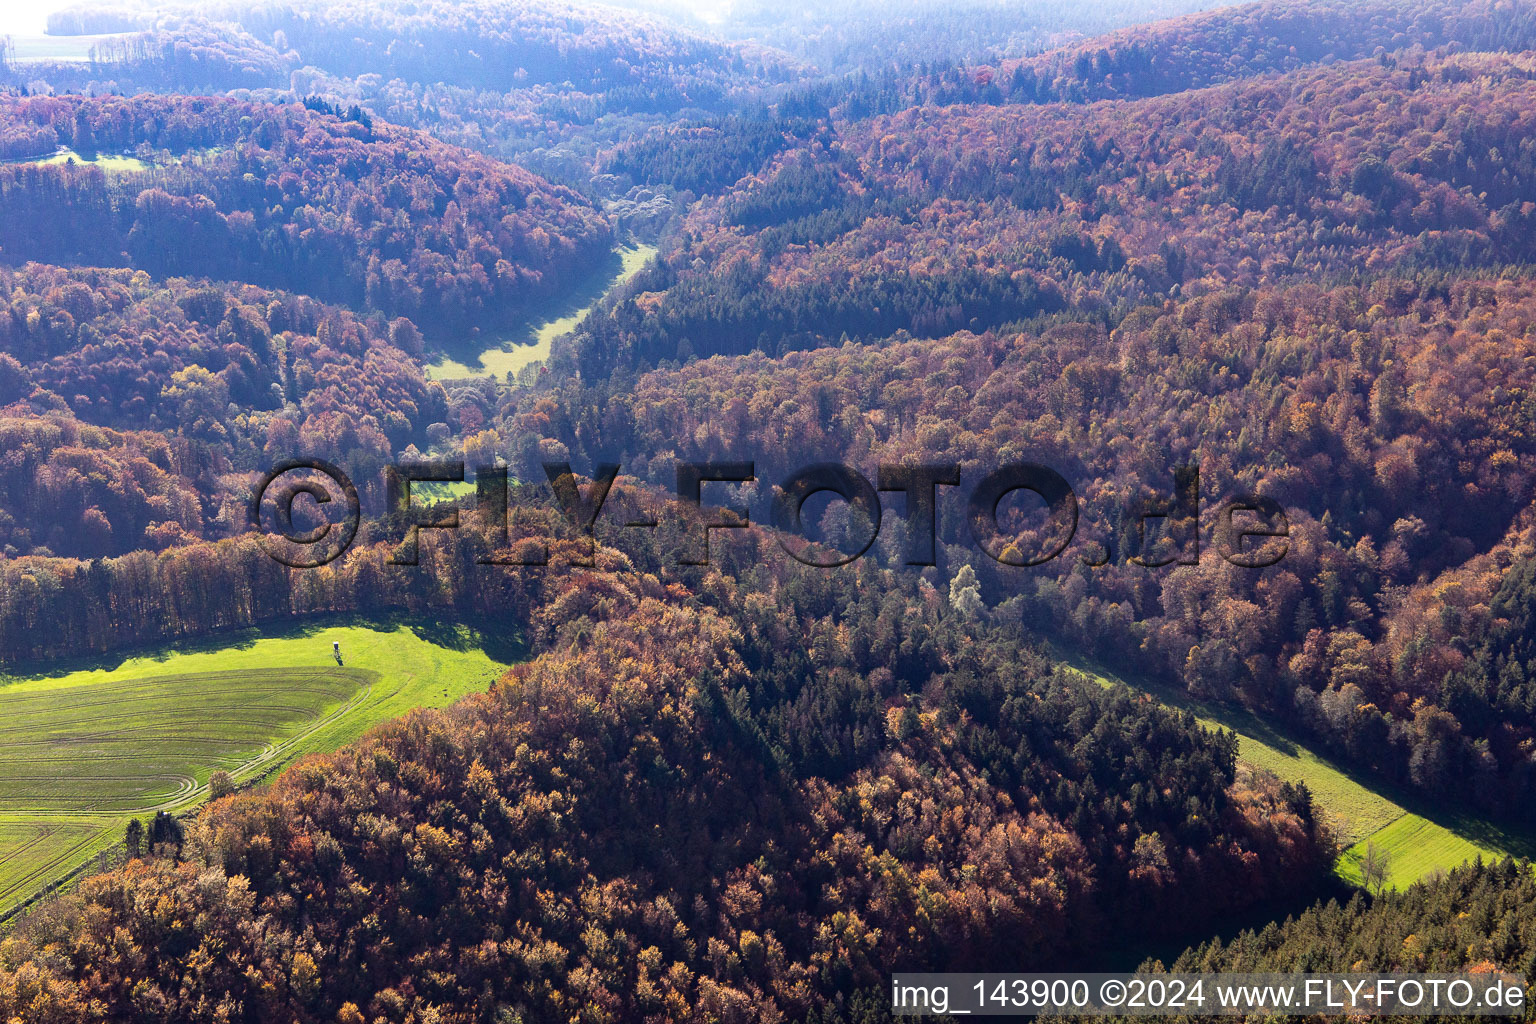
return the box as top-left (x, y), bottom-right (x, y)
top-left (0, 612), bottom-right (527, 686)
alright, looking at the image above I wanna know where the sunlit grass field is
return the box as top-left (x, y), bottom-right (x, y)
top-left (0, 621), bottom-right (514, 914)
top-left (34, 148), bottom-right (147, 171)
top-left (0, 666), bottom-right (369, 811)
top-left (1334, 814), bottom-right (1507, 891)
top-left (0, 147), bottom-right (148, 171)
top-left (413, 479), bottom-right (481, 503)
top-left (0, 821), bottom-right (103, 911)
top-left (7, 33), bottom-right (123, 63)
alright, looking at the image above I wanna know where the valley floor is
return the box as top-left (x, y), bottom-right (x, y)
top-left (426, 243), bottom-right (657, 381)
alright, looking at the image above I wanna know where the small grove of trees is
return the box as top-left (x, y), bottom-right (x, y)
top-left (122, 813), bottom-right (185, 860)
top-left (207, 770), bottom-right (234, 799)
top-left (122, 818), bottom-right (142, 859)
top-left (1359, 840), bottom-right (1391, 896)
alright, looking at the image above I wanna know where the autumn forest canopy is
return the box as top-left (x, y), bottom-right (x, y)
top-left (0, 0), bottom-right (1535, 1021)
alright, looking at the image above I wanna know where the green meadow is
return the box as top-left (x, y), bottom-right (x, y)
top-left (1059, 652), bottom-right (1532, 890)
top-left (427, 243), bottom-right (656, 380)
top-left (0, 147), bottom-right (148, 172)
top-left (412, 479), bottom-right (481, 503)
top-left (1, 145), bottom-right (227, 173)
top-left (1334, 815), bottom-right (1509, 891)
top-left (36, 148), bottom-right (147, 172)
top-left (0, 621), bottom-right (515, 914)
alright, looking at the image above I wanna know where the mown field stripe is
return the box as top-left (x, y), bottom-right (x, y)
top-left (1336, 815), bottom-right (1508, 891)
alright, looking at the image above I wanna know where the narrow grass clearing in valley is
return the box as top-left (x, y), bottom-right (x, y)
top-left (1057, 651), bottom-right (1531, 889)
top-left (426, 243), bottom-right (657, 380)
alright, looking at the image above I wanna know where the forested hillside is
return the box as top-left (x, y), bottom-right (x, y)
top-left (580, 49), bottom-right (1536, 370)
top-left (50, 0), bottom-right (793, 93)
top-left (0, 0), bottom-right (1533, 1019)
top-left (0, 554), bottom-right (1326, 1021)
top-left (22, 0), bottom-right (804, 182)
top-left (0, 264), bottom-right (443, 557)
top-left (907, 0), bottom-right (1536, 106)
top-left (694, 0), bottom-right (1225, 72)
top-left (0, 95), bottom-right (612, 335)
top-left (534, 274), bottom-right (1536, 814)
top-left (487, 35), bottom-right (1536, 824)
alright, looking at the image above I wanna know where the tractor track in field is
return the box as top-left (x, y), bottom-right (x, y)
top-left (0, 823), bottom-right (107, 907)
top-left (0, 625), bottom-right (511, 917)
top-left (0, 662), bottom-right (385, 918)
